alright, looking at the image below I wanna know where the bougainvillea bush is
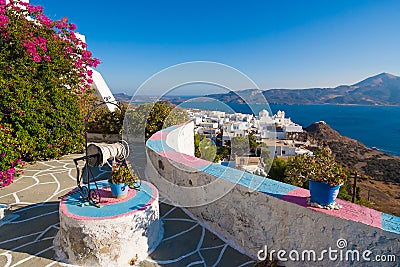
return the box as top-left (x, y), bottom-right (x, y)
top-left (0, 0), bottom-right (100, 186)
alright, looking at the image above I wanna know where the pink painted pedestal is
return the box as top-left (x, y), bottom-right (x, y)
top-left (54, 181), bottom-right (163, 267)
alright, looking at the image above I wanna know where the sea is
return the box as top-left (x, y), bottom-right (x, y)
top-left (175, 102), bottom-right (400, 156)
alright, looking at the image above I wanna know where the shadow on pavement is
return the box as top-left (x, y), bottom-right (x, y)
top-left (0, 201), bottom-right (60, 262)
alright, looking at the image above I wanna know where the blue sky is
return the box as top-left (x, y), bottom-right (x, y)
top-left (30, 0), bottom-right (400, 95)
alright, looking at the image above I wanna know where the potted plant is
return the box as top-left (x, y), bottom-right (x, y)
top-left (285, 152), bottom-right (347, 207)
top-left (109, 161), bottom-right (138, 198)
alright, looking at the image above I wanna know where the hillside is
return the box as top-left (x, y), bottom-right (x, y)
top-left (305, 122), bottom-right (400, 216)
top-left (205, 73), bottom-right (400, 105)
top-left (114, 73), bottom-right (400, 106)
top-left (305, 121), bottom-right (400, 182)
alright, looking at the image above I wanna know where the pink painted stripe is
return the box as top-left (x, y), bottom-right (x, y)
top-left (148, 131), bottom-right (170, 140)
top-left (59, 181), bottom-right (158, 221)
top-left (151, 123), bottom-right (384, 231)
top-left (157, 151), bottom-right (211, 169)
top-left (96, 187), bottom-right (137, 206)
top-left (281, 187), bottom-right (383, 229)
top-left (280, 187), bottom-right (309, 207)
top-left (315, 199), bottom-right (382, 229)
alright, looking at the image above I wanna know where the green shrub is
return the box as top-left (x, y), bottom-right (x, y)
top-left (0, 0), bottom-right (99, 185)
top-left (284, 152), bottom-right (347, 187)
top-left (268, 157), bottom-right (287, 182)
top-left (124, 101), bottom-right (189, 140)
top-left (87, 104), bottom-right (126, 135)
top-left (199, 137), bottom-right (217, 162)
top-left (0, 123), bottom-right (23, 186)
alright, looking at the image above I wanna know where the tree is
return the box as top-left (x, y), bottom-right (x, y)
top-left (248, 132), bottom-right (258, 154)
top-left (85, 88), bottom-right (126, 135)
top-left (199, 137), bottom-right (217, 162)
top-left (0, 0), bottom-right (99, 186)
top-left (231, 136), bottom-right (249, 157)
top-left (124, 101), bottom-right (189, 140)
top-left (268, 157), bottom-right (287, 182)
top-left (194, 133), bottom-right (201, 158)
top-left (216, 145), bottom-right (230, 161)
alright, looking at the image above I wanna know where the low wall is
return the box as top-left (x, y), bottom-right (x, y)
top-left (145, 123), bottom-right (400, 266)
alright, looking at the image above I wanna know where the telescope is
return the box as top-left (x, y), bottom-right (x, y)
top-left (86, 141), bottom-right (129, 167)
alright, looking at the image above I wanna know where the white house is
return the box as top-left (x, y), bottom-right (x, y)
top-left (257, 109), bottom-right (303, 140)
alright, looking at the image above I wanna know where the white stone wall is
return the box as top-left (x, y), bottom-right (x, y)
top-left (165, 122), bottom-right (195, 157)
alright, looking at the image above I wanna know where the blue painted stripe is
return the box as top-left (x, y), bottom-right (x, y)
top-left (381, 212), bottom-right (400, 234)
top-left (197, 163), bottom-right (297, 198)
top-left (241, 172), bottom-right (297, 198)
top-left (64, 182), bottom-right (154, 218)
top-left (159, 125), bottom-right (180, 132)
top-left (145, 139), bottom-right (174, 153)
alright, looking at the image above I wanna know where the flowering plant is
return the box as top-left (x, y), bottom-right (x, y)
top-left (0, 0), bottom-right (101, 186)
top-left (284, 152), bottom-right (347, 187)
top-left (110, 161), bottom-right (138, 186)
top-left (0, 123), bottom-right (24, 186)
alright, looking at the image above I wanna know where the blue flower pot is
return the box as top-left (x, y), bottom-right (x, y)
top-left (109, 180), bottom-right (128, 198)
top-left (309, 180), bottom-right (342, 206)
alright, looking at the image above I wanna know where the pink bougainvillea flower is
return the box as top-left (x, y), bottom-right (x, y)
top-left (69, 23), bottom-right (76, 31)
top-left (36, 36), bottom-right (47, 51)
top-left (32, 53), bottom-right (41, 62)
top-left (1, 31), bottom-right (9, 39)
top-left (27, 4), bottom-right (43, 14)
top-left (74, 59), bottom-right (83, 68)
top-left (65, 46), bottom-right (73, 54)
top-left (24, 41), bottom-right (36, 54)
top-left (0, 14), bottom-right (8, 28)
top-left (92, 58), bottom-right (100, 67)
top-left (81, 50), bottom-right (92, 60)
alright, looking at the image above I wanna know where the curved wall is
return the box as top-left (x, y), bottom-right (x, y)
top-left (146, 123), bottom-right (399, 266)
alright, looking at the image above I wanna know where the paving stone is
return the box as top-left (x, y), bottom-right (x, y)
top-left (162, 218), bottom-right (197, 240)
top-left (149, 225), bottom-right (202, 261)
top-left (216, 246), bottom-right (255, 267)
top-left (0, 154), bottom-right (253, 266)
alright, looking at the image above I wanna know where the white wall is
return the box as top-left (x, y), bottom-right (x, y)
top-left (91, 68), bottom-right (117, 112)
top-left (165, 122), bottom-right (195, 157)
top-left (146, 124), bottom-right (400, 266)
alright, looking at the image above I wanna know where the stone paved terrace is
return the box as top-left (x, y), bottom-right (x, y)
top-left (0, 154), bottom-right (255, 267)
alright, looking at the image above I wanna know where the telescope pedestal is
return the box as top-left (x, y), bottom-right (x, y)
top-left (54, 181), bottom-right (162, 266)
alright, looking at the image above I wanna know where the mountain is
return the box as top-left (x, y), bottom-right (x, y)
top-left (113, 93), bottom-right (132, 102)
top-left (114, 73), bottom-right (400, 105)
top-left (200, 89), bottom-right (265, 104)
top-left (206, 73), bottom-right (400, 105)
